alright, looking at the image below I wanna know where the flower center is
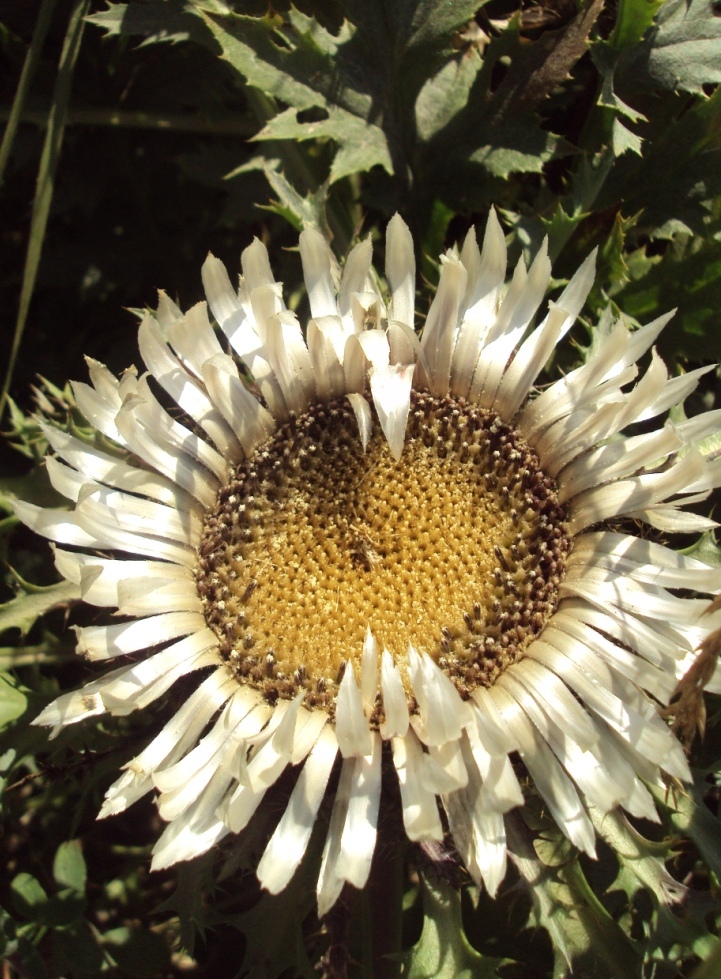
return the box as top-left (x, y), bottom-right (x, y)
top-left (196, 392), bottom-right (569, 711)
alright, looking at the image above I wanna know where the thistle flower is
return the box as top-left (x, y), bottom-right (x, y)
top-left (15, 212), bottom-right (721, 915)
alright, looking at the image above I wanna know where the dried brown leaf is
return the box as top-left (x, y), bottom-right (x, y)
top-left (662, 594), bottom-right (721, 749)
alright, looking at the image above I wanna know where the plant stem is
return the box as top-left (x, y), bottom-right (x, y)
top-left (0, 106), bottom-right (257, 135)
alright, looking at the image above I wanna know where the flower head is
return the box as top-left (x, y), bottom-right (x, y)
top-left (16, 212), bottom-right (721, 914)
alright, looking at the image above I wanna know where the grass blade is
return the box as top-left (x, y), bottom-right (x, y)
top-left (0, 0), bottom-right (89, 420)
top-left (0, 0), bottom-right (58, 188)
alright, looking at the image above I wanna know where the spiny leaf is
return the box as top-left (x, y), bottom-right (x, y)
top-left (442, 16), bottom-right (560, 179)
top-left (588, 209), bottom-right (637, 309)
top-left (598, 87), bottom-right (721, 240)
top-left (653, 782), bottom-right (721, 883)
top-left (261, 167), bottom-right (331, 235)
top-left (541, 203), bottom-right (590, 258)
top-left (588, 807), bottom-right (685, 907)
top-left (0, 575), bottom-right (80, 640)
top-left (231, 864), bottom-right (316, 979)
top-left (415, 47), bottom-right (480, 145)
top-left (152, 856), bottom-right (214, 956)
top-left (423, 2), bottom-right (604, 189)
top-left (592, 44), bottom-right (647, 129)
top-left (339, 0), bottom-right (484, 111)
top-left (402, 875), bottom-right (501, 979)
top-left (229, 153), bottom-right (332, 235)
top-left (3, 378), bottom-right (77, 463)
top-left (197, 7), bottom-right (393, 183)
top-left (508, 815), bottom-right (642, 979)
top-left (505, 202), bottom-right (588, 265)
top-left (610, 116), bottom-right (644, 157)
top-left (625, 0), bottom-right (721, 94)
top-left (612, 784), bottom-right (721, 972)
top-left (612, 224), bottom-right (721, 361)
top-left (489, 0), bottom-right (604, 116)
top-left (609, 0), bottom-right (666, 50)
top-left (86, 0), bottom-right (222, 48)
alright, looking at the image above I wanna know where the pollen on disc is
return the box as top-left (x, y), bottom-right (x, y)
top-left (196, 393), bottom-right (569, 709)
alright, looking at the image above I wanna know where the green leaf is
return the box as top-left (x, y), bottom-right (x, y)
top-left (0, 575), bottom-right (80, 640)
top-left (609, 0), bottom-right (666, 49)
top-left (340, 1), bottom-right (482, 68)
top-left (336, 0), bottom-right (484, 117)
top-left (589, 209), bottom-right (637, 308)
top-left (626, 0), bottom-right (721, 94)
top-left (53, 840), bottom-right (87, 894)
top-left (588, 808), bottom-right (684, 906)
top-left (402, 876), bottom-right (500, 979)
top-left (593, 45), bottom-right (647, 124)
top-left (414, 40), bottom-right (480, 144)
top-left (587, 43), bottom-right (646, 170)
top-left (232, 874), bottom-right (316, 979)
top-left (419, 198), bottom-right (456, 283)
top-left (423, 3), bottom-right (604, 192)
top-left (0, 468), bottom-right (64, 509)
top-left (615, 787), bottom-right (721, 965)
top-left (507, 202), bottom-right (588, 265)
top-left (2, 380), bottom-right (75, 464)
top-left (507, 816), bottom-right (642, 979)
top-left (197, 7), bottom-right (393, 183)
top-left (598, 88), bottom-right (721, 240)
top-left (541, 202), bottom-right (590, 259)
top-left (10, 873), bottom-right (49, 920)
top-left (0, 905), bottom-right (18, 959)
top-left (613, 226), bottom-right (721, 361)
top-left (436, 17), bottom-right (557, 180)
top-left (610, 116), bottom-right (643, 157)
top-left (599, 78), bottom-right (646, 125)
top-left (102, 926), bottom-right (171, 978)
top-left (653, 782), bottom-right (721, 883)
top-left (690, 938), bottom-right (721, 979)
top-left (13, 937), bottom-right (48, 979)
top-left (52, 923), bottom-right (105, 978)
top-left (86, 0), bottom-right (219, 48)
top-left (0, 673), bottom-right (29, 731)
top-left (153, 856), bottom-right (214, 955)
top-left (11, 869), bottom-right (86, 929)
top-left (468, 134), bottom-right (559, 181)
top-left (682, 533), bottom-right (721, 568)
top-left (244, 163), bottom-right (331, 235)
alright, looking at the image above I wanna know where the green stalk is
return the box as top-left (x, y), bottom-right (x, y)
top-left (0, 106), bottom-right (257, 135)
top-left (0, 0), bottom-right (58, 187)
top-left (1, 0), bottom-right (89, 421)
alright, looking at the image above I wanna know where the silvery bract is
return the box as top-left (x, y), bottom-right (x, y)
top-left (16, 213), bottom-right (721, 916)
